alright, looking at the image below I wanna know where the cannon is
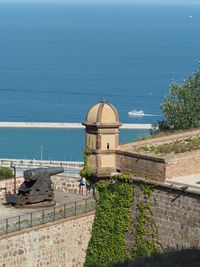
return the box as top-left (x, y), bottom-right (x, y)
top-left (6, 167), bottom-right (64, 206)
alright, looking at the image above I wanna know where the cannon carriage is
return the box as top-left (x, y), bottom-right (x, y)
top-left (6, 167), bottom-right (64, 206)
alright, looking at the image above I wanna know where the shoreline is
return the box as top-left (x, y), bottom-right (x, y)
top-left (0, 122), bottom-right (152, 130)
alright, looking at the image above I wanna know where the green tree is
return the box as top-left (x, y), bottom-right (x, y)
top-left (0, 167), bottom-right (13, 180)
top-left (156, 67), bottom-right (200, 131)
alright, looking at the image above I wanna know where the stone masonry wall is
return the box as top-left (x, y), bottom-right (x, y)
top-left (118, 128), bottom-right (200, 181)
top-left (117, 148), bottom-right (200, 181)
top-left (0, 177), bottom-right (24, 200)
top-left (126, 179), bottom-right (200, 254)
top-left (52, 175), bottom-right (80, 194)
top-left (0, 212), bottom-right (95, 267)
top-left (116, 152), bottom-right (166, 182)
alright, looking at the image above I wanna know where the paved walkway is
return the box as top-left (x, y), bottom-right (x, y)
top-left (166, 173), bottom-right (200, 189)
top-left (0, 191), bottom-right (93, 221)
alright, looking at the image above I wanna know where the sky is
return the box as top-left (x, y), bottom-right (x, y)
top-left (0, 0), bottom-right (199, 4)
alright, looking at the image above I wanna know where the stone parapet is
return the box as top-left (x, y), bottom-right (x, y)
top-left (116, 151), bottom-right (166, 182)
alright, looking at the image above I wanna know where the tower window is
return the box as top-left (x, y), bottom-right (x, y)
top-left (107, 143), bottom-right (110, 149)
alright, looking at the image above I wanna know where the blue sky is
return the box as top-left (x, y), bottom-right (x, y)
top-left (0, 0), bottom-right (199, 4)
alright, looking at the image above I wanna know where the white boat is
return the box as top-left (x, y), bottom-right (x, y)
top-left (188, 15), bottom-right (193, 19)
top-left (128, 109), bottom-right (144, 117)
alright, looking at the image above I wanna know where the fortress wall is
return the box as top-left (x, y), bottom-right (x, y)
top-left (126, 179), bottom-right (200, 254)
top-left (0, 212), bottom-right (95, 267)
top-left (116, 152), bottom-right (166, 182)
top-left (116, 148), bottom-right (200, 182)
top-left (0, 178), bottom-right (200, 266)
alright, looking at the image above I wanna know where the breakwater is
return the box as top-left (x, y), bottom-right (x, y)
top-left (0, 122), bottom-right (152, 130)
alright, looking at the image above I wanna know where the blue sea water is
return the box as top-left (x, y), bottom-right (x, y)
top-left (0, 128), bottom-right (149, 161)
top-left (0, 3), bottom-right (200, 160)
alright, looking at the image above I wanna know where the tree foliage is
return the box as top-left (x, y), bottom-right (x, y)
top-left (157, 68), bottom-right (200, 131)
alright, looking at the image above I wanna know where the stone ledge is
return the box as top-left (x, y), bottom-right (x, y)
top-left (116, 150), bottom-right (165, 163)
top-left (131, 176), bottom-right (200, 196)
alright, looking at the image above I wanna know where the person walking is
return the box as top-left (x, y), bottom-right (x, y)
top-left (80, 177), bottom-right (86, 195)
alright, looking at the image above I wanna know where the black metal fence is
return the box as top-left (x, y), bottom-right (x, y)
top-left (0, 197), bottom-right (96, 235)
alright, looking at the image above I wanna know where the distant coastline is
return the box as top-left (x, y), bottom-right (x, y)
top-left (0, 122), bottom-right (152, 130)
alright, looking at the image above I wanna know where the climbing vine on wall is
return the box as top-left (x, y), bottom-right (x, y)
top-left (132, 183), bottom-right (163, 257)
top-left (84, 175), bottom-right (134, 267)
top-left (84, 174), bottom-right (163, 266)
top-left (80, 148), bottom-right (92, 179)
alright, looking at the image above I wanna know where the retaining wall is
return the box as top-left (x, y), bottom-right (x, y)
top-left (0, 211), bottom-right (95, 267)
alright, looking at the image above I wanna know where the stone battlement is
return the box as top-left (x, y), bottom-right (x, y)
top-left (117, 129), bottom-right (200, 182)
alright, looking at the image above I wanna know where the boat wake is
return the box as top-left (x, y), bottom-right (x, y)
top-left (128, 109), bottom-right (162, 117)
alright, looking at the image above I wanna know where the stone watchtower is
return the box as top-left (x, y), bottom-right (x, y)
top-left (82, 99), bottom-right (121, 180)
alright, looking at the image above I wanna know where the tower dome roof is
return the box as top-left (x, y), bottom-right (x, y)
top-left (83, 99), bottom-right (121, 127)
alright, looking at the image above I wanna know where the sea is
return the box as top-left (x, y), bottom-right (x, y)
top-left (0, 3), bottom-right (200, 161)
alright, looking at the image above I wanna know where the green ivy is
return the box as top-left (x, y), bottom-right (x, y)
top-left (84, 174), bottom-right (163, 266)
top-left (84, 175), bottom-right (134, 267)
top-left (132, 183), bottom-right (163, 258)
top-left (80, 148), bottom-right (92, 179)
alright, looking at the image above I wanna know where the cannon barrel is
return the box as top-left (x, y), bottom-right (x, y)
top-left (45, 167), bottom-right (64, 176)
top-left (23, 167), bottom-right (64, 182)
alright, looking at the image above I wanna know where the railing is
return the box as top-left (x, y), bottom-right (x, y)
top-left (0, 198), bottom-right (96, 236)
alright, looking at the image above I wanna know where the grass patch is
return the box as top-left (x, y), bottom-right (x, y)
top-left (135, 136), bottom-right (200, 156)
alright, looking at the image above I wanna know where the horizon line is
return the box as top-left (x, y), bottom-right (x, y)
top-left (0, 1), bottom-right (200, 5)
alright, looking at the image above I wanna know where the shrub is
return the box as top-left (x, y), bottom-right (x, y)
top-left (0, 167), bottom-right (13, 180)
